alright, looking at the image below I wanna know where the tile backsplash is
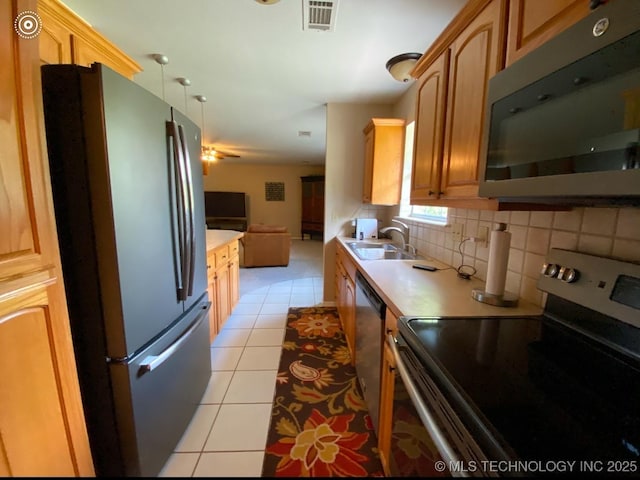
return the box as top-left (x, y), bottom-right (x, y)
top-left (400, 207), bottom-right (640, 307)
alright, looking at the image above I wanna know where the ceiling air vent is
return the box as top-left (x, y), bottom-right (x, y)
top-left (303, 0), bottom-right (339, 32)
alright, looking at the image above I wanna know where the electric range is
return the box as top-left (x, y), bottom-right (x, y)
top-left (395, 248), bottom-right (640, 475)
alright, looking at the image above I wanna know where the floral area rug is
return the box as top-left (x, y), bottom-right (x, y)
top-left (261, 306), bottom-right (384, 477)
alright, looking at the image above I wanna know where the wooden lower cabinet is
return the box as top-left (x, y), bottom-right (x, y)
top-left (206, 240), bottom-right (240, 343)
top-left (378, 309), bottom-right (399, 476)
top-left (335, 243), bottom-right (356, 364)
top-left (379, 341), bottom-right (397, 476)
top-left (206, 281), bottom-right (217, 341)
top-left (1, 0), bottom-right (93, 475)
top-left (229, 240), bottom-right (240, 309)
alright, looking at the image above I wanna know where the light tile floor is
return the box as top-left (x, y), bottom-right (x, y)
top-left (159, 276), bottom-right (325, 477)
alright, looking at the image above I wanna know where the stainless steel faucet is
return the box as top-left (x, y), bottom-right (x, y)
top-left (379, 219), bottom-right (410, 250)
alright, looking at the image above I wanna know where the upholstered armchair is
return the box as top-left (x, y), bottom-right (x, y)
top-left (241, 224), bottom-right (291, 267)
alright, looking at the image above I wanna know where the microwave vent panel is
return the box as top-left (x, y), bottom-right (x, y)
top-left (303, 0), bottom-right (338, 32)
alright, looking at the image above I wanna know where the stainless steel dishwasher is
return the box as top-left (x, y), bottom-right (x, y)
top-left (354, 270), bottom-right (386, 434)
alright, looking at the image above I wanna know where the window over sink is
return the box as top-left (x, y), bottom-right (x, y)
top-left (398, 121), bottom-right (448, 224)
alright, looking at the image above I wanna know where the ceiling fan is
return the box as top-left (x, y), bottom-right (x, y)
top-left (201, 146), bottom-right (240, 161)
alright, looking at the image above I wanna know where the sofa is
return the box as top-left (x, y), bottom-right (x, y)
top-left (241, 224), bottom-right (291, 267)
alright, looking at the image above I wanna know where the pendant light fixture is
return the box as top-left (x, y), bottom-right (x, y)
top-left (152, 53), bottom-right (169, 100)
top-left (195, 95), bottom-right (216, 163)
top-left (385, 52), bottom-right (422, 83)
top-left (177, 77), bottom-right (191, 114)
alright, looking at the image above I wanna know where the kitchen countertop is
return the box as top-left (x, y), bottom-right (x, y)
top-left (205, 229), bottom-right (244, 252)
top-left (337, 236), bottom-right (543, 319)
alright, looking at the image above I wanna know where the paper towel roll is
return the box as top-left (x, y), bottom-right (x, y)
top-left (485, 223), bottom-right (511, 296)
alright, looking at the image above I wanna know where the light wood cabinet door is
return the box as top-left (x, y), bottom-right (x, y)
top-left (207, 281), bottom-right (217, 343)
top-left (378, 340), bottom-right (397, 477)
top-left (207, 240), bottom-right (240, 344)
top-left (1, 0), bottom-right (93, 475)
top-left (362, 119), bottom-right (405, 206)
top-left (410, 51), bottom-right (449, 204)
top-left (228, 240), bottom-right (240, 310)
top-left (206, 251), bottom-right (217, 343)
top-left (229, 252), bottom-right (239, 311)
top-left (343, 274), bottom-right (356, 365)
top-left (506, 0), bottom-right (590, 67)
top-left (378, 308), bottom-right (400, 476)
top-left (335, 245), bottom-right (356, 365)
top-left (214, 263), bottom-right (230, 332)
top-left (335, 253), bottom-right (347, 329)
top-left (441, 0), bottom-right (506, 200)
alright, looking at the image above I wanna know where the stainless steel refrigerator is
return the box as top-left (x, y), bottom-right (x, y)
top-left (41, 63), bottom-right (211, 477)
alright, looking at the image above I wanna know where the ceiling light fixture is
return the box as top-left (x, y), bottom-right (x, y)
top-left (195, 95), bottom-right (216, 163)
top-left (152, 53), bottom-right (169, 100)
top-left (255, 0), bottom-right (280, 4)
top-left (385, 52), bottom-right (422, 83)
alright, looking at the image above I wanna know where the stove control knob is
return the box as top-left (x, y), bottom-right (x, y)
top-left (542, 263), bottom-right (560, 277)
top-left (558, 266), bottom-right (579, 283)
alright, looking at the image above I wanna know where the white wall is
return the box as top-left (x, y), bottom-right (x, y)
top-left (202, 162), bottom-right (324, 237)
top-left (323, 103), bottom-right (395, 300)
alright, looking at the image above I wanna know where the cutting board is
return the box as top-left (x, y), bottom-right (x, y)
top-left (355, 218), bottom-right (378, 240)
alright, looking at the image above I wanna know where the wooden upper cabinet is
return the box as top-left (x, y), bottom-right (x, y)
top-left (362, 118), bottom-right (406, 206)
top-left (38, 3), bottom-right (71, 65)
top-left (37, 0), bottom-right (141, 78)
top-left (410, 51), bottom-right (449, 204)
top-left (506, 0), bottom-right (591, 67)
top-left (1, 0), bottom-right (93, 475)
top-left (441, 0), bottom-right (506, 201)
top-left (411, 0), bottom-right (507, 208)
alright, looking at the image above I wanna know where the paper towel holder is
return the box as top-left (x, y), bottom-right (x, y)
top-left (471, 222), bottom-right (519, 307)
top-left (471, 288), bottom-right (519, 307)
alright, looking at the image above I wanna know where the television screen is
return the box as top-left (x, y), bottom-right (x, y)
top-left (204, 191), bottom-right (246, 218)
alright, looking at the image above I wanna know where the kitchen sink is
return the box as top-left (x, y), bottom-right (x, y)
top-left (346, 241), bottom-right (417, 260)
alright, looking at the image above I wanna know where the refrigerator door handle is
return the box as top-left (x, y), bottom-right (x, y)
top-left (178, 124), bottom-right (196, 298)
top-left (139, 302), bottom-right (211, 373)
top-left (167, 121), bottom-right (189, 301)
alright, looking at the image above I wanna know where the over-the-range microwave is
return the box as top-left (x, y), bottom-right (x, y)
top-left (478, 0), bottom-right (640, 206)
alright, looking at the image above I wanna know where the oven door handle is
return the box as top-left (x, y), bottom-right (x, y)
top-left (387, 334), bottom-right (465, 473)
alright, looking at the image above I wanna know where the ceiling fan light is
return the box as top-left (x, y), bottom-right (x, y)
top-left (201, 146), bottom-right (218, 163)
top-left (386, 52), bottom-right (422, 82)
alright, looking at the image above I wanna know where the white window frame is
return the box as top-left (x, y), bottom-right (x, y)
top-left (397, 121), bottom-right (448, 225)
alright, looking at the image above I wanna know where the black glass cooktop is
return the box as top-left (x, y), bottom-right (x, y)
top-left (398, 313), bottom-right (640, 466)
